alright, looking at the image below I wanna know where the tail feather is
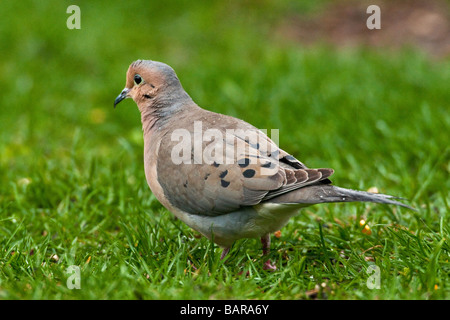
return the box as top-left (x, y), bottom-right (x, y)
top-left (268, 184), bottom-right (416, 211)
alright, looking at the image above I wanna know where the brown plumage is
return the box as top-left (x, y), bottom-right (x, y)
top-left (114, 60), bottom-right (414, 270)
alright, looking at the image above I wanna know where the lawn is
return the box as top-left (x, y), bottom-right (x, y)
top-left (0, 1), bottom-right (449, 300)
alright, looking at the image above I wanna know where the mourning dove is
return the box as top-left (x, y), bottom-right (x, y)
top-left (114, 60), bottom-right (414, 270)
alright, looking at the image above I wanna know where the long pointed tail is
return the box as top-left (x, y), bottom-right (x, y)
top-left (269, 184), bottom-right (416, 211)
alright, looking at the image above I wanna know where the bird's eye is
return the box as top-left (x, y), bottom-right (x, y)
top-left (134, 74), bottom-right (142, 85)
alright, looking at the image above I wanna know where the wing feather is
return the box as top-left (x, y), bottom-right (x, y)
top-left (155, 112), bottom-right (334, 216)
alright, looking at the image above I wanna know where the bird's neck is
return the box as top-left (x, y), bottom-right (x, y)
top-left (140, 94), bottom-right (198, 136)
top-left (140, 108), bottom-right (160, 136)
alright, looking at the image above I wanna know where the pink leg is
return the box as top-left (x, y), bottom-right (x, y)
top-left (261, 234), bottom-right (276, 271)
top-left (220, 247), bottom-right (230, 260)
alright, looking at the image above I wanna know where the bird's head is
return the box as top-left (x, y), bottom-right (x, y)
top-left (114, 60), bottom-right (188, 110)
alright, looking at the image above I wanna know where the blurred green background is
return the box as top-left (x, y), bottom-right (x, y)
top-left (0, 0), bottom-right (449, 299)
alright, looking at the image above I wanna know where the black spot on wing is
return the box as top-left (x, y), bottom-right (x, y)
top-left (219, 170), bottom-right (228, 178)
top-left (261, 161), bottom-right (274, 168)
top-left (243, 169), bottom-right (256, 178)
top-left (221, 180), bottom-right (230, 188)
top-left (238, 158), bottom-right (250, 168)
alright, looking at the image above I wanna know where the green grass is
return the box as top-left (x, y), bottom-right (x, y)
top-left (0, 1), bottom-right (449, 299)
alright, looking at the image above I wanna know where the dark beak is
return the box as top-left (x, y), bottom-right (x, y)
top-left (114, 88), bottom-right (130, 108)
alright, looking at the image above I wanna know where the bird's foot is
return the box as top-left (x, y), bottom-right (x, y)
top-left (263, 259), bottom-right (277, 271)
top-left (260, 234), bottom-right (276, 270)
